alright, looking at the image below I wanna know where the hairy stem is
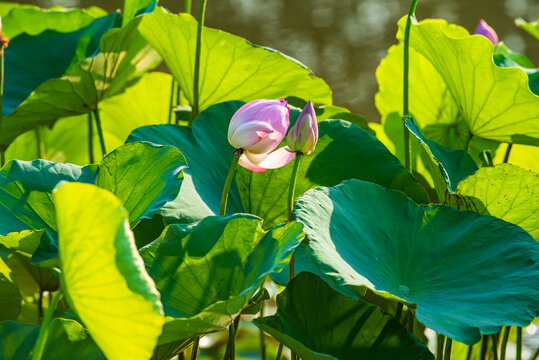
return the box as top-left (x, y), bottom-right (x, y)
top-left (88, 113), bottom-right (94, 163)
top-left (32, 290), bottom-right (63, 360)
top-left (94, 107), bottom-right (107, 156)
top-left (192, 0), bottom-right (207, 119)
top-left (184, 0), bottom-right (192, 13)
top-left (220, 151), bottom-right (240, 216)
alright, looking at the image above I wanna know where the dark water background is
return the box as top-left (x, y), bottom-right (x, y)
top-left (15, 0), bottom-right (539, 120)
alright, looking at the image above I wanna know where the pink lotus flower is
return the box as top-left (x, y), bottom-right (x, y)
top-left (228, 99), bottom-right (296, 173)
top-left (287, 101), bottom-right (318, 155)
top-left (474, 19), bottom-right (499, 45)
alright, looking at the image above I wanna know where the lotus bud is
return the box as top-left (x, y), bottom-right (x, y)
top-left (228, 99), bottom-right (296, 173)
top-left (286, 101), bottom-right (318, 155)
top-left (474, 19), bottom-right (499, 45)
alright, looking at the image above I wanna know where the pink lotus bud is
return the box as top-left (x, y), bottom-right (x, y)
top-left (474, 19), bottom-right (499, 45)
top-left (228, 99), bottom-right (296, 172)
top-left (286, 101), bottom-right (318, 155)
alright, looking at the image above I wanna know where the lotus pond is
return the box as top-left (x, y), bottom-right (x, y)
top-left (0, 1), bottom-right (538, 360)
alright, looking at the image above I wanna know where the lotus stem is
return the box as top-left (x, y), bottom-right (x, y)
top-left (287, 154), bottom-right (302, 287)
top-left (184, 0), bottom-right (192, 13)
top-left (395, 302), bottom-right (404, 322)
top-left (491, 334), bottom-right (499, 360)
top-left (275, 344), bottom-right (283, 360)
top-left (37, 289), bottom-right (44, 324)
top-left (0, 48), bottom-right (4, 167)
top-left (220, 150), bottom-right (241, 216)
top-left (480, 335), bottom-right (488, 360)
top-left (466, 344), bottom-right (473, 360)
top-left (88, 113), bottom-right (94, 163)
top-left (32, 290), bottom-right (63, 360)
top-left (443, 338), bottom-right (452, 360)
top-left (436, 334), bottom-right (445, 360)
top-left (499, 327), bottom-right (510, 360)
top-left (35, 127), bottom-right (44, 159)
top-left (503, 144), bottom-right (513, 163)
top-left (516, 327), bottom-right (522, 360)
top-left (402, 0), bottom-right (418, 172)
top-left (190, 337), bottom-right (199, 360)
top-left (192, 0), bottom-right (207, 119)
top-left (93, 107), bottom-right (107, 157)
top-left (168, 78), bottom-right (176, 124)
top-left (530, 346), bottom-right (539, 360)
top-left (259, 302), bottom-right (267, 360)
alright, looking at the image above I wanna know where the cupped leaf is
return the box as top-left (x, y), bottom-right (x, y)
top-left (405, 117), bottom-right (477, 192)
top-left (255, 272), bottom-right (434, 360)
top-left (0, 318), bottom-right (105, 360)
top-left (3, 13), bottom-right (118, 117)
top-left (138, 7), bottom-right (332, 111)
top-left (0, 258), bottom-right (22, 321)
top-left (139, 215), bottom-right (303, 345)
top-left (516, 18), bottom-right (539, 40)
top-left (5, 71), bottom-right (172, 165)
top-left (410, 18), bottom-right (539, 145)
top-left (293, 179), bottom-right (539, 344)
top-left (122, 0), bottom-right (156, 27)
top-left (0, 15), bottom-right (161, 146)
top-left (127, 101), bottom-right (427, 227)
top-left (54, 182), bottom-right (164, 360)
top-left (0, 3), bottom-right (107, 39)
top-left (96, 142), bottom-right (187, 225)
top-left (447, 164), bottom-right (539, 241)
top-left (493, 42), bottom-right (539, 95)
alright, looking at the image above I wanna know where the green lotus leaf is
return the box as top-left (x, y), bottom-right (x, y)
top-left (122, 0), bottom-right (156, 27)
top-left (0, 15), bottom-right (161, 146)
top-left (516, 18), bottom-right (539, 40)
top-left (410, 18), bottom-right (539, 145)
top-left (127, 101), bottom-right (427, 227)
top-left (54, 182), bottom-right (164, 360)
top-left (5, 72), bottom-right (172, 165)
top-left (137, 7), bottom-right (332, 111)
top-left (139, 215), bottom-right (303, 345)
top-left (447, 164), bottom-right (539, 241)
top-left (0, 318), bottom-right (105, 360)
top-left (0, 3), bottom-right (107, 39)
top-left (96, 142), bottom-right (187, 226)
top-left (0, 258), bottom-right (22, 321)
top-left (254, 272), bottom-right (434, 360)
top-left (405, 117), bottom-right (477, 192)
top-left (293, 179), bottom-right (539, 344)
top-left (493, 42), bottom-right (539, 95)
top-left (3, 13), bottom-right (118, 117)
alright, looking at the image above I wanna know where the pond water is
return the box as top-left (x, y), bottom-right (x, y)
top-left (17, 0), bottom-right (539, 121)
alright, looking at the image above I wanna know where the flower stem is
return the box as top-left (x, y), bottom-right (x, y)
top-left (184, 0), bottom-right (192, 13)
top-left (192, 0), bottom-right (207, 119)
top-left (220, 151), bottom-right (240, 216)
top-left (500, 327), bottom-right (510, 360)
top-left (443, 338), bottom-right (452, 360)
top-left (503, 144), bottom-right (513, 164)
top-left (168, 78), bottom-right (176, 124)
top-left (0, 48), bottom-right (4, 167)
top-left (35, 128), bottom-right (45, 159)
top-left (32, 290), bottom-right (63, 360)
top-left (516, 327), bottom-right (522, 360)
top-left (88, 112), bottom-right (94, 163)
top-left (436, 334), bottom-right (445, 360)
top-left (287, 154), bottom-right (302, 222)
top-left (402, 0), bottom-right (418, 172)
top-left (190, 337), bottom-right (199, 360)
top-left (275, 344), bottom-right (283, 360)
top-left (94, 107), bottom-right (107, 156)
top-left (259, 302), bottom-right (266, 360)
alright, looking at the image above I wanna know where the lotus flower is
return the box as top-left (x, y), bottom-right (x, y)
top-left (287, 101), bottom-right (318, 155)
top-left (228, 99), bottom-right (296, 173)
top-left (474, 19), bottom-right (499, 45)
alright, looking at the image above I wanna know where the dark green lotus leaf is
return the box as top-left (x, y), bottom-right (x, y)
top-left (0, 15), bottom-right (161, 146)
top-left (127, 101), bottom-right (427, 227)
top-left (293, 179), bottom-right (539, 344)
top-left (410, 18), bottom-right (539, 146)
top-left (0, 3), bottom-right (107, 38)
top-left (405, 117), bottom-right (477, 192)
top-left (254, 272), bottom-right (434, 360)
top-left (54, 182), bottom-right (164, 360)
top-left (127, 101), bottom-right (245, 222)
top-left (4, 72), bottom-right (172, 166)
top-left (96, 142), bottom-right (187, 226)
top-left (493, 43), bottom-right (539, 95)
top-left (0, 258), bottom-right (22, 321)
top-left (122, 0), bottom-right (156, 27)
top-left (138, 215), bottom-right (303, 345)
top-left (447, 164), bottom-right (539, 242)
top-left (516, 18), bottom-right (539, 40)
top-left (138, 7), bottom-right (332, 111)
top-left (0, 318), bottom-right (105, 360)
